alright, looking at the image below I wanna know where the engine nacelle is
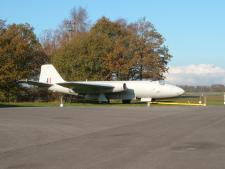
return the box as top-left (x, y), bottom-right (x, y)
top-left (112, 83), bottom-right (127, 93)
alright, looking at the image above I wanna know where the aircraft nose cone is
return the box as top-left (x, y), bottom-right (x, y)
top-left (177, 87), bottom-right (185, 95)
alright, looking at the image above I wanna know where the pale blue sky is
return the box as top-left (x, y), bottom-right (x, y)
top-left (1, 0), bottom-right (225, 68)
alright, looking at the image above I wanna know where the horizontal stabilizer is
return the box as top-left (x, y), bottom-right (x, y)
top-left (18, 80), bottom-right (52, 87)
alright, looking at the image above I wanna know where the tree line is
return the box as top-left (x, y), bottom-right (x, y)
top-left (181, 84), bottom-right (225, 93)
top-left (0, 20), bottom-right (48, 101)
top-left (0, 7), bottom-right (172, 102)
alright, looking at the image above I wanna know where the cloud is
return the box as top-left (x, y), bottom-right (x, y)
top-left (165, 64), bottom-right (225, 86)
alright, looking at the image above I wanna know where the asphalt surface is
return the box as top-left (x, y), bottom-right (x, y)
top-left (0, 106), bottom-right (225, 169)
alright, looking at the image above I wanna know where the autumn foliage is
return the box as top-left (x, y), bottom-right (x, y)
top-left (0, 7), bottom-right (172, 101)
top-left (50, 8), bottom-right (172, 81)
top-left (0, 20), bottom-right (48, 101)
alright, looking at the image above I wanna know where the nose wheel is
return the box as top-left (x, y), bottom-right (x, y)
top-left (122, 100), bottom-right (131, 104)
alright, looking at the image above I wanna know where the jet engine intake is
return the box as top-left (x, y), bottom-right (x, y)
top-left (112, 83), bottom-right (127, 92)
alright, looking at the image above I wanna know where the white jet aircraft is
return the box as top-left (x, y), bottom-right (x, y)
top-left (19, 64), bottom-right (184, 103)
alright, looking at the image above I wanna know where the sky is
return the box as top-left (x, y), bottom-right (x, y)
top-left (1, 0), bottom-right (225, 85)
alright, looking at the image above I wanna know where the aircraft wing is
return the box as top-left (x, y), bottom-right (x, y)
top-left (18, 80), bottom-right (52, 87)
top-left (57, 82), bottom-right (114, 93)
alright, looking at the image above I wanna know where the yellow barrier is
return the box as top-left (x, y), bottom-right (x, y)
top-left (146, 96), bottom-right (207, 107)
top-left (149, 102), bottom-right (206, 106)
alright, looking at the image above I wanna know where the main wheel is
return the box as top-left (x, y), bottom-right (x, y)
top-left (122, 99), bottom-right (131, 104)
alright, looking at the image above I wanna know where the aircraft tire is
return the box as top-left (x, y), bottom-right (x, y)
top-left (122, 99), bottom-right (131, 104)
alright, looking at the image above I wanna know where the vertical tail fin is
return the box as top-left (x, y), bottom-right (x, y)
top-left (39, 64), bottom-right (65, 84)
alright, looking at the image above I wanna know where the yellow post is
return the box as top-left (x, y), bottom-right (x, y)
top-left (224, 92), bottom-right (225, 105)
top-left (204, 96), bottom-right (207, 106)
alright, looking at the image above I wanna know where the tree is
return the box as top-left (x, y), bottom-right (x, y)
top-left (105, 36), bottom-right (133, 80)
top-left (0, 19), bottom-right (6, 32)
top-left (52, 16), bottom-right (172, 81)
top-left (40, 7), bottom-right (90, 65)
top-left (53, 31), bottom-right (112, 81)
top-left (91, 17), bottom-right (136, 80)
top-left (129, 18), bottom-right (172, 80)
top-left (40, 29), bottom-right (57, 62)
top-left (90, 17), bottom-right (172, 80)
top-left (53, 17), bottom-right (135, 81)
top-left (66, 7), bottom-right (89, 33)
top-left (53, 32), bottom-right (91, 80)
top-left (0, 22), bottom-right (48, 101)
top-left (59, 7), bottom-right (89, 45)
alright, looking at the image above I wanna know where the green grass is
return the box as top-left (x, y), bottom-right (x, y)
top-left (0, 92), bottom-right (224, 107)
top-left (0, 101), bottom-right (146, 108)
top-left (162, 92), bottom-right (225, 106)
top-left (0, 102), bottom-right (59, 107)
